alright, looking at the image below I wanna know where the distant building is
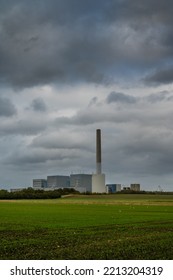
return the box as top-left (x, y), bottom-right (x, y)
top-left (33, 179), bottom-right (47, 189)
top-left (70, 174), bottom-right (92, 193)
top-left (106, 184), bottom-right (121, 193)
top-left (47, 175), bottom-right (70, 189)
top-left (130, 183), bottom-right (140, 192)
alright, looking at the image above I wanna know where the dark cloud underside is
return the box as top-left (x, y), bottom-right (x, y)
top-left (0, 0), bottom-right (173, 88)
top-left (0, 97), bottom-right (17, 116)
top-left (145, 67), bottom-right (173, 84)
top-left (106, 91), bottom-right (137, 104)
top-left (31, 98), bottom-right (47, 112)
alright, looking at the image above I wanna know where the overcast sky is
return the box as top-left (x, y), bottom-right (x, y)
top-left (1, 0), bottom-right (173, 191)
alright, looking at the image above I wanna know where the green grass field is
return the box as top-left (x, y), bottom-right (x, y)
top-left (0, 194), bottom-right (173, 259)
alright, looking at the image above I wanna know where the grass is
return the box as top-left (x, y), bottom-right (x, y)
top-left (0, 194), bottom-right (173, 259)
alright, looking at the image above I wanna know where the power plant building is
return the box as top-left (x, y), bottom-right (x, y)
top-left (106, 184), bottom-right (121, 193)
top-left (32, 129), bottom-right (131, 194)
top-left (70, 174), bottom-right (92, 193)
top-left (47, 175), bottom-right (70, 189)
top-left (33, 179), bottom-right (47, 189)
top-left (130, 183), bottom-right (140, 192)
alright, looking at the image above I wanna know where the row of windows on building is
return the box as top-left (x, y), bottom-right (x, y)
top-left (33, 175), bottom-right (140, 193)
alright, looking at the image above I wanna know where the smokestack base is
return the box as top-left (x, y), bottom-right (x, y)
top-left (92, 173), bottom-right (106, 193)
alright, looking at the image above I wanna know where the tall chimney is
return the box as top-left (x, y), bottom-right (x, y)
top-left (96, 129), bottom-right (102, 174)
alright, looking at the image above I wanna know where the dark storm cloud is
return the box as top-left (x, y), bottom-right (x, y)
top-left (30, 98), bottom-right (47, 112)
top-left (145, 67), bottom-right (173, 85)
top-left (106, 91), bottom-right (137, 104)
top-left (1, 0), bottom-right (173, 88)
top-left (0, 97), bottom-right (17, 116)
top-left (106, 0), bottom-right (173, 23)
top-left (0, 0), bottom-right (110, 87)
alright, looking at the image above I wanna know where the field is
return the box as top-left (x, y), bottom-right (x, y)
top-left (0, 194), bottom-right (173, 259)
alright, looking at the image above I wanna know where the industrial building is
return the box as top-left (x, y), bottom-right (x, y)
top-left (70, 174), bottom-right (92, 193)
top-left (32, 129), bottom-right (142, 194)
top-left (31, 130), bottom-right (107, 194)
top-left (33, 179), bottom-right (47, 189)
top-left (47, 175), bottom-right (70, 189)
top-left (106, 184), bottom-right (121, 193)
top-left (130, 183), bottom-right (140, 192)
top-left (92, 129), bottom-right (106, 193)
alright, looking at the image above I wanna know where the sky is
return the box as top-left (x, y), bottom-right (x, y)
top-left (1, 0), bottom-right (173, 191)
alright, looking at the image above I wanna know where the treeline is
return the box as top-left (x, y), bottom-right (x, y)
top-left (0, 187), bottom-right (78, 200)
top-left (118, 190), bottom-right (173, 195)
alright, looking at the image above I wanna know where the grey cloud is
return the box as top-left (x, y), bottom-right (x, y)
top-left (1, 0), bottom-right (173, 88)
top-left (5, 145), bottom-right (85, 167)
top-left (0, 119), bottom-right (46, 136)
top-left (54, 110), bottom-right (109, 126)
top-left (54, 108), bottom-right (135, 127)
top-left (146, 91), bottom-right (171, 103)
top-left (31, 98), bottom-right (47, 112)
top-left (0, 0), bottom-right (111, 87)
top-left (88, 97), bottom-right (98, 107)
top-left (101, 122), bottom-right (173, 178)
top-left (0, 97), bottom-right (17, 116)
top-left (145, 67), bottom-right (173, 85)
top-left (105, 0), bottom-right (173, 31)
top-left (62, 89), bottom-right (173, 127)
top-left (121, 133), bottom-right (173, 175)
top-left (5, 151), bottom-right (71, 165)
top-left (106, 91), bottom-right (137, 104)
top-left (31, 132), bottom-right (93, 152)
